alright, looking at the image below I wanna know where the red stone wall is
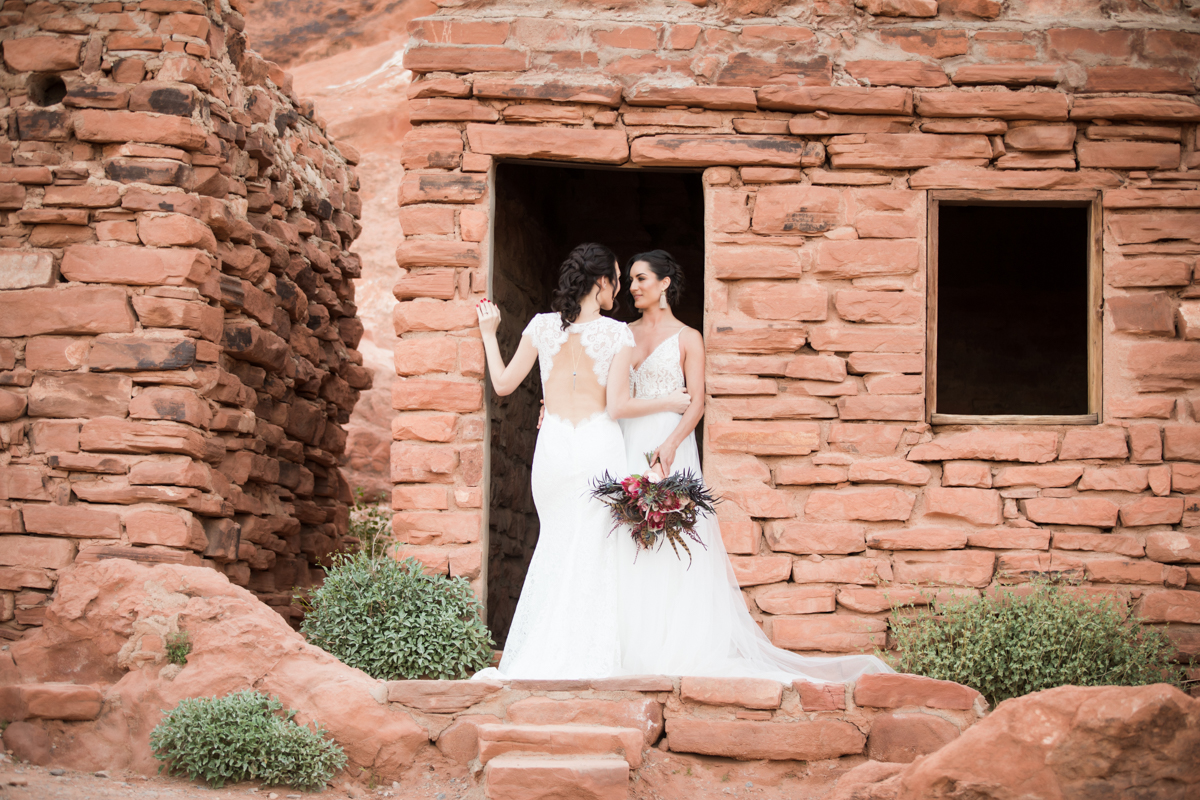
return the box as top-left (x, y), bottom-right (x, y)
top-left (391, 1), bottom-right (1200, 657)
top-left (0, 0), bottom-right (368, 636)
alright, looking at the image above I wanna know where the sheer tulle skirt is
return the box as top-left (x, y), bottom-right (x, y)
top-left (475, 412), bottom-right (627, 680)
top-left (617, 412), bottom-right (894, 683)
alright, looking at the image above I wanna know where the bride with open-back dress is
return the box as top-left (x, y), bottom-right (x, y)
top-left (615, 250), bottom-right (891, 683)
top-left (472, 243), bottom-right (691, 680)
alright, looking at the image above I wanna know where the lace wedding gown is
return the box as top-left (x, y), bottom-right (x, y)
top-left (475, 313), bottom-right (635, 680)
top-left (616, 330), bottom-right (894, 683)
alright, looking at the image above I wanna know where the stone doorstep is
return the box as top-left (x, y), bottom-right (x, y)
top-left (477, 723), bottom-right (646, 768)
top-left (483, 755), bottom-right (629, 800)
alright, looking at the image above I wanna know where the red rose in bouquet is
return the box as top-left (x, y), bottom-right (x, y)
top-left (591, 453), bottom-right (719, 565)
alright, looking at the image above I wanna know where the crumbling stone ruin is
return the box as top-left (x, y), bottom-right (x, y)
top-left (390, 0), bottom-right (1200, 656)
top-left (0, 0), bottom-right (369, 636)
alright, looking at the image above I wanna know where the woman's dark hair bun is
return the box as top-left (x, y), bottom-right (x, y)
top-left (551, 242), bottom-right (619, 330)
top-left (627, 250), bottom-right (685, 308)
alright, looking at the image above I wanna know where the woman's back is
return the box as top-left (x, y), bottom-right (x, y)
top-left (523, 313), bottom-right (632, 425)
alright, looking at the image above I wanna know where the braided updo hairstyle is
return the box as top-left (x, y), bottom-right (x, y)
top-left (551, 242), bottom-right (619, 330)
top-left (627, 249), bottom-right (685, 308)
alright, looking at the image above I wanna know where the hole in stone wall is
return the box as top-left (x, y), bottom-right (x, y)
top-left (487, 161), bottom-right (704, 647)
top-left (936, 204), bottom-right (1090, 416)
top-left (28, 74), bottom-right (67, 107)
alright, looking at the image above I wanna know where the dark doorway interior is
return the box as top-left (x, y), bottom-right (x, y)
top-left (487, 162), bottom-right (704, 646)
top-left (936, 204), bottom-right (1089, 416)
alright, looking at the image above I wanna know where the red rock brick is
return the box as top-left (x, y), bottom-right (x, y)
top-left (814, 239), bottom-right (920, 278)
top-left (0, 286), bottom-right (135, 337)
top-left (473, 77), bottom-right (622, 106)
top-left (1046, 27), bottom-right (1133, 59)
top-left (709, 191), bottom-right (752, 234)
top-left (409, 99), bottom-right (498, 123)
top-left (1120, 497), bottom-right (1184, 527)
top-left (924, 486), bottom-right (1002, 526)
top-left (1086, 559), bottom-right (1166, 585)
top-left (792, 556), bottom-right (891, 584)
top-left (730, 555), bottom-right (793, 586)
top-left (392, 378), bottom-right (482, 413)
top-left (1059, 427), bottom-right (1128, 461)
top-left (856, 673), bottom-right (981, 710)
top-left (1077, 467), bottom-right (1148, 492)
top-left (400, 128), bottom-right (463, 170)
top-left (827, 423), bottom-right (904, 456)
top-left (391, 442), bottom-right (458, 484)
top-left (835, 291), bottom-right (921, 325)
top-left (393, 301), bottom-right (477, 334)
top-left (412, 19), bottom-right (510, 45)
top-left (79, 417), bottom-right (206, 458)
top-left (393, 511), bottom-right (480, 545)
top-left (892, 550), bottom-right (995, 587)
top-left (1079, 141), bottom-right (1180, 170)
top-left (2, 36), bottom-right (81, 72)
top-left (845, 60), bottom-right (948, 87)
top-left (942, 461), bottom-right (992, 488)
top-left (1108, 258), bottom-right (1192, 288)
top-left (711, 245), bottom-right (806, 279)
top-left (1022, 497), bottom-right (1118, 527)
top-left (1174, 464), bottom-right (1200, 494)
top-left (709, 421), bottom-right (820, 456)
top-left (794, 681), bottom-right (846, 711)
top-left (790, 116), bottom-right (912, 135)
top-left (395, 242), bottom-right (479, 272)
top-left (0, 535), bottom-right (76, 569)
top-left (1127, 342), bottom-right (1200, 392)
top-left (667, 716), bottom-right (864, 760)
top-left (784, 355), bottom-right (848, 382)
top-left (967, 529), bottom-right (1051, 550)
top-left (1146, 532), bottom-right (1200, 564)
top-left (399, 174), bottom-right (487, 206)
top-left (866, 712), bottom-right (961, 764)
top-left (129, 387), bottom-right (210, 427)
top-left (915, 91), bottom-right (1068, 121)
top-left (681, 677), bottom-right (783, 709)
top-left (766, 615), bottom-right (888, 653)
top-left (867, 528), bottom-right (967, 550)
top-left (1110, 213), bottom-right (1200, 245)
top-left (403, 45), bottom-right (529, 73)
top-left (772, 464), bottom-right (847, 486)
top-left (1140, 590), bottom-right (1200, 624)
top-left (908, 431), bottom-right (1058, 463)
top-left (1179, 303), bottom-right (1200, 341)
top-left (755, 585), bottom-right (837, 615)
top-left (837, 396), bottom-right (924, 421)
top-left (1004, 124), bottom-right (1076, 152)
top-left (0, 684), bottom-right (103, 722)
top-left (27, 373), bottom-right (132, 419)
top-left (847, 353), bottom-right (923, 374)
top-left (750, 184), bottom-right (841, 235)
top-left (61, 245), bottom-right (209, 287)
top-left (758, 86), bottom-right (912, 115)
top-left (827, 133), bottom-right (991, 169)
top-left (0, 467), bottom-right (50, 502)
top-left (1084, 67), bottom-right (1193, 94)
top-left (806, 487), bottom-right (915, 522)
top-left (880, 29), bottom-right (967, 58)
top-left (20, 504), bottom-right (120, 539)
top-left (723, 486), bottom-right (794, 518)
top-left (394, 339), bottom-right (457, 376)
top-left (623, 84), bottom-right (757, 111)
top-left (1070, 97), bottom-right (1200, 122)
top-left (735, 283), bottom-right (827, 322)
top-left (951, 63), bottom-right (1058, 85)
top-left (466, 124), bottom-right (627, 163)
top-left (705, 394), bottom-right (837, 420)
top-left (766, 521), bottom-right (865, 554)
top-left (1052, 532), bottom-right (1143, 558)
top-left (73, 110), bottom-right (206, 149)
top-left (631, 135), bottom-right (823, 168)
top-left (123, 505), bottom-right (204, 548)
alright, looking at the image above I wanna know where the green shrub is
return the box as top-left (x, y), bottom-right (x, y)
top-left (348, 489), bottom-right (392, 560)
top-left (150, 690), bottom-right (346, 790)
top-left (889, 580), bottom-right (1190, 706)
top-left (299, 552), bottom-right (494, 680)
top-left (165, 631), bottom-right (191, 666)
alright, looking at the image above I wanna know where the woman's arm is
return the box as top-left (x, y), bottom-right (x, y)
top-left (651, 328), bottom-right (706, 474)
top-left (477, 301), bottom-right (538, 397)
top-left (606, 345), bottom-right (692, 420)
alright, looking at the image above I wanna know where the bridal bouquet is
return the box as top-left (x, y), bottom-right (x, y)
top-left (591, 453), bottom-right (719, 565)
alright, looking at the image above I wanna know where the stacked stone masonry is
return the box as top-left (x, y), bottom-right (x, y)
top-left (0, 0), bottom-right (369, 635)
top-left (392, 0), bottom-right (1200, 659)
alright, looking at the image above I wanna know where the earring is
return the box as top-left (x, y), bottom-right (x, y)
top-left (659, 291), bottom-right (668, 309)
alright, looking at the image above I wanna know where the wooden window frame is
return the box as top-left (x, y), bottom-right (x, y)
top-left (926, 190), bottom-right (1103, 427)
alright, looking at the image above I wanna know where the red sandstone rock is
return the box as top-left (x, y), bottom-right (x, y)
top-left (1070, 96), bottom-right (1200, 122)
top-left (924, 486), bottom-right (1002, 526)
top-left (730, 555), bottom-right (793, 587)
top-left (0, 536), bottom-right (77, 570)
top-left (828, 133), bottom-right (991, 169)
top-left (1140, 590), bottom-right (1200, 623)
top-left (751, 184), bottom-right (840, 235)
top-left (681, 677), bottom-right (783, 709)
top-left (1146, 532), bottom-right (1200, 564)
top-left (805, 487), bottom-right (915, 522)
top-left (2, 36), bottom-right (81, 72)
top-left (767, 615), bottom-right (888, 652)
top-left (0, 684), bottom-right (104, 722)
top-left (1023, 497), bottom-right (1119, 527)
top-left (466, 124), bottom-right (628, 163)
top-left (866, 528), bottom-right (967, 551)
top-left (1119, 496), bottom-right (1184, 527)
top-left (758, 86), bottom-right (912, 115)
top-left (834, 290), bottom-right (921, 324)
top-left (892, 551), bottom-right (995, 588)
top-left (506, 697), bottom-right (663, 744)
top-left (755, 585), bottom-right (837, 615)
top-left (814, 239), bottom-right (920, 277)
top-left (478, 723), bottom-right (644, 767)
top-left (21, 504), bottom-right (121, 539)
top-left (631, 135), bottom-right (823, 168)
top-left (485, 757), bottom-right (628, 800)
top-left (855, 674), bottom-right (982, 711)
top-left (791, 557), bottom-right (891, 585)
top-left (667, 717), bottom-right (865, 760)
top-left (916, 91), bottom-right (1068, 120)
top-left (907, 431), bottom-right (1058, 463)
top-left (866, 712), bottom-right (961, 763)
top-left (766, 521), bottom-right (865, 554)
top-left (710, 245), bottom-right (806, 279)
top-left (845, 60), bottom-right (948, 87)
top-left (404, 45), bottom-right (529, 73)
top-left (709, 421), bottom-right (820, 456)
top-left (386, 679), bottom-right (502, 712)
top-left (624, 84), bottom-right (757, 111)
top-left (73, 110), bottom-right (207, 149)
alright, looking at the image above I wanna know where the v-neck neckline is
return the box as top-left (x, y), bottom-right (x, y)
top-left (632, 328), bottom-right (683, 372)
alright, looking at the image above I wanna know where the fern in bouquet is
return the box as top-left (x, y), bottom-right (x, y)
top-left (591, 452), bottom-right (719, 565)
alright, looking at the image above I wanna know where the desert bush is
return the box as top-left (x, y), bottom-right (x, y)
top-left (889, 580), bottom-right (1190, 706)
top-left (150, 690), bottom-right (346, 790)
top-left (348, 489), bottom-right (392, 560)
top-left (165, 630), bottom-right (191, 666)
top-left (299, 552), bottom-right (494, 680)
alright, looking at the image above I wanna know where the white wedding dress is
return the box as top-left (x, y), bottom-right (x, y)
top-left (474, 313), bottom-right (635, 680)
top-left (616, 329), bottom-right (893, 683)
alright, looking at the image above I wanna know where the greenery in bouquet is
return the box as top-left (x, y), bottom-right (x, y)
top-left (591, 452), bottom-right (719, 565)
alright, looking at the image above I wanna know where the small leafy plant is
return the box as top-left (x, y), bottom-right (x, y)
top-left (150, 690), bottom-right (346, 790)
top-left (165, 631), bottom-right (191, 666)
top-left (300, 552), bottom-right (494, 680)
top-left (889, 579), bottom-right (1191, 707)
top-left (348, 488), bottom-right (393, 560)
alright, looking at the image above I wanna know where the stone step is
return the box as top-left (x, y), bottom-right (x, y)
top-left (477, 723), bottom-right (645, 767)
top-left (484, 755), bottom-right (629, 800)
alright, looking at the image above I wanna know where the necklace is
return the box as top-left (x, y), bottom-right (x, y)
top-left (568, 336), bottom-right (582, 391)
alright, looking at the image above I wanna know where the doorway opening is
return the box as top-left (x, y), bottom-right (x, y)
top-left (486, 162), bottom-right (705, 646)
top-left (930, 196), bottom-right (1099, 423)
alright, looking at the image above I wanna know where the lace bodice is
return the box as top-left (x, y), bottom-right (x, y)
top-left (631, 329), bottom-right (685, 400)
top-left (522, 313), bottom-right (635, 388)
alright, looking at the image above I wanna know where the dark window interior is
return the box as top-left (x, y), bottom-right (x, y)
top-left (937, 204), bottom-right (1089, 416)
top-left (487, 162), bottom-right (704, 646)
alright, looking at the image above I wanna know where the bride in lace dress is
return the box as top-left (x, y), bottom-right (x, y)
top-left (473, 243), bottom-right (691, 680)
top-left (617, 250), bottom-right (892, 682)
